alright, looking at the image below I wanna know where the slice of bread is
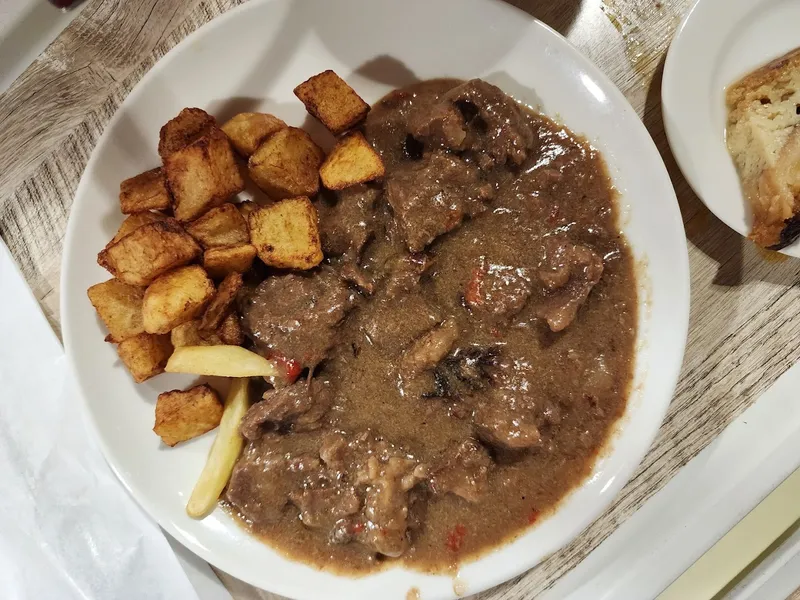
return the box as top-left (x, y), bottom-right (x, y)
top-left (726, 47), bottom-right (800, 249)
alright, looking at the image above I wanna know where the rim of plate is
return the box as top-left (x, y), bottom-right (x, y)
top-left (62, 0), bottom-right (689, 597)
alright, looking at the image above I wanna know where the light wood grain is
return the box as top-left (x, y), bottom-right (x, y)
top-left (2, 0), bottom-right (799, 598)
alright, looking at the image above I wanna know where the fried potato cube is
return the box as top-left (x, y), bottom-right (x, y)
top-left (200, 272), bottom-right (243, 331)
top-left (87, 279), bottom-right (145, 343)
top-left (154, 384), bottom-right (223, 447)
top-left (294, 70), bottom-right (370, 135)
top-left (217, 312), bottom-right (244, 346)
top-left (142, 265), bottom-right (216, 334)
top-left (171, 320), bottom-right (222, 348)
top-left (119, 167), bottom-right (172, 214)
top-left (221, 112), bottom-right (287, 157)
top-left (248, 127), bottom-right (324, 199)
top-left (116, 332), bottom-right (173, 383)
top-left (248, 197), bottom-right (323, 269)
top-left (165, 129), bottom-right (245, 222)
top-left (158, 107), bottom-right (217, 159)
top-left (98, 219), bottom-right (201, 286)
top-left (108, 212), bottom-right (168, 247)
top-left (202, 244), bottom-right (257, 279)
top-left (185, 203), bottom-right (249, 248)
top-left (319, 132), bottom-right (385, 190)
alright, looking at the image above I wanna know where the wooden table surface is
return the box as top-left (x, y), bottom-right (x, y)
top-left (3, 0), bottom-right (800, 598)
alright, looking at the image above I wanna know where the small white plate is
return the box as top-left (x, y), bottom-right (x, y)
top-left (61, 0), bottom-right (689, 598)
top-left (663, 0), bottom-right (800, 255)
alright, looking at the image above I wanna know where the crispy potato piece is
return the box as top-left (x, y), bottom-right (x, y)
top-left (154, 384), bottom-right (223, 447)
top-left (171, 320), bottom-right (222, 347)
top-left (221, 112), bottom-right (287, 157)
top-left (119, 167), bottom-right (172, 214)
top-left (186, 378), bottom-right (249, 518)
top-left (87, 279), bottom-right (145, 343)
top-left (320, 132), bottom-right (385, 190)
top-left (202, 244), bottom-right (257, 279)
top-left (166, 345), bottom-right (278, 378)
top-left (294, 70), bottom-right (370, 135)
top-left (200, 272), bottom-right (243, 331)
top-left (98, 219), bottom-right (201, 286)
top-left (165, 128), bottom-right (245, 222)
top-left (158, 107), bottom-right (217, 159)
top-left (248, 127), bottom-right (324, 199)
top-left (248, 197), bottom-right (323, 269)
top-left (185, 203), bottom-right (249, 248)
top-left (108, 212), bottom-right (168, 247)
top-left (143, 265), bottom-right (215, 334)
top-left (116, 332), bottom-right (173, 383)
top-left (217, 312), bottom-right (244, 346)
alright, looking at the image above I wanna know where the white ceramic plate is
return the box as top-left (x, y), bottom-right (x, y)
top-left (61, 1), bottom-right (689, 598)
top-left (663, 0), bottom-right (800, 255)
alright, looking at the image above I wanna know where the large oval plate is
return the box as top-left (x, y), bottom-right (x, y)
top-left (62, 0), bottom-right (689, 598)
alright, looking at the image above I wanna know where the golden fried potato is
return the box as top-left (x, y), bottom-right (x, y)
top-left (186, 378), bottom-right (249, 518)
top-left (319, 132), bottom-right (385, 190)
top-left (248, 197), bottom-right (323, 269)
top-left (185, 203), bottom-right (249, 248)
top-left (98, 219), bottom-right (201, 286)
top-left (153, 384), bottom-right (223, 447)
top-left (119, 167), bottom-right (172, 214)
top-left (165, 128), bottom-right (245, 222)
top-left (248, 127), bottom-right (324, 199)
top-left (200, 272), bottom-right (243, 331)
top-left (142, 265), bottom-right (215, 334)
top-left (221, 112), bottom-right (286, 157)
top-left (116, 332), bottom-right (173, 383)
top-left (87, 279), bottom-right (145, 343)
top-left (203, 244), bottom-right (257, 279)
top-left (166, 345), bottom-right (278, 378)
top-left (217, 312), bottom-right (244, 346)
top-left (108, 212), bottom-right (168, 247)
top-left (294, 70), bottom-right (370, 135)
top-left (158, 107), bottom-right (217, 159)
top-left (171, 320), bottom-right (222, 348)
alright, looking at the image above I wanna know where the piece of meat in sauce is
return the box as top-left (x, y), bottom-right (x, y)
top-left (535, 237), bottom-right (604, 332)
top-left (400, 319), bottom-right (459, 378)
top-left (241, 269), bottom-right (357, 367)
top-left (410, 79), bottom-right (536, 169)
top-left (464, 257), bottom-right (533, 318)
top-left (240, 378), bottom-right (333, 439)
top-left (429, 439), bottom-right (491, 502)
top-left (385, 151), bottom-right (493, 252)
top-left (318, 185), bottom-right (380, 260)
top-left (226, 435), bottom-right (320, 525)
top-left (315, 432), bottom-right (428, 557)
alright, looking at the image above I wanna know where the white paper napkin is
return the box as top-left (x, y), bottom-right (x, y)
top-left (0, 239), bottom-right (202, 600)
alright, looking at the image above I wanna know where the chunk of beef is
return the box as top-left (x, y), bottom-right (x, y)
top-left (443, 79), bottom-right (536, 169)
top-left (464, 257), bottom-right (533, 318)
top-left (318, 185), bottom-right (381, 259)
top-left (474, 404), bottom-right (541, 450)
top-left (429, 439), bottom-right (491, 502)
top-left (383, 254), bottom-right (432, 299)
top-left (239, 378), bottom-right (333, 440)
top-left (385, 152), bottom-right (493, 252)
top-left (314, 431), bottom-right (428, 557)
top-left (408, 102), bottom-right (467, 151)
top-left (241, 269), bottom-right (357, 367)
top-left (359, 293), bottom-right (442, 350)
top-left (400, 320), bottom-right (459, 378)
top-left (289, 480), bottom-right (361, 529)
top-left (226, 435), bottom-right (317, 525)
top-left (536, 237), bottom-right (604, 332)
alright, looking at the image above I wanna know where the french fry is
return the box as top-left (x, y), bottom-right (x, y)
top-left (186, 377), bottom-right (250, 518)
top-left (165, 345), bottom-right (278, 378)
